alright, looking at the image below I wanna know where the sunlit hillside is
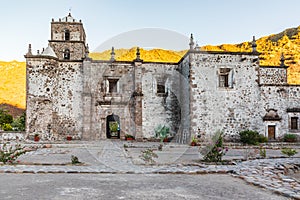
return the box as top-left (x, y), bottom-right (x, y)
top-left (0, 61), bottom-right (26, 109)
top-left (90, 48), bottom-right (186, 62)
top-left (202, 26), bottom-right (300, 85)
top-left (1, 26), bottom-right (300, 109)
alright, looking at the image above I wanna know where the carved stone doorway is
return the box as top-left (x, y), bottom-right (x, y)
top-left (106, 114), bottom-right (120, 139)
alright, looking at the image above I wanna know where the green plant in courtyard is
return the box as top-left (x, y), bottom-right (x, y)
top-left (125, 134), bottom-right (134, 139)
top-left (257, 134), bottom-right (268, 143)
top-left (281, 148), bottom-right (298, 157)
top-left (200, 130), bottom-right (228, 163)
top-left (139, 149), bottom-right (158, 164)
top-left (283, 134), bottom-right (297, 142)
top-left (0, 143), bottom-right (26, 164)
top-left (71, 155), bottom-right (80, 164)
top-left (190, 136), bottom-right (198, 146)
top-left (2, 123), bottom-right (12, 131)
top-left (154, 124), bottom-right (170, 142)
top-left (259, 145), bottom-right (266, 158)
top-left (239, 130), bottom-right (267, 145)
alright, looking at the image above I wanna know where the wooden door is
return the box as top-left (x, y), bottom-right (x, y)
top-left (268, 125), bottom-right (276, 140)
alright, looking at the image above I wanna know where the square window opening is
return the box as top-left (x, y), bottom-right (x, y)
top-left (108, 79), bottom-right (118, 93)
top-left (291, 117), bottom-right (298, 130)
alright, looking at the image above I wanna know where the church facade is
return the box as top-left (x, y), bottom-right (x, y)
top-left (25, 14), bottom-right (300, 143)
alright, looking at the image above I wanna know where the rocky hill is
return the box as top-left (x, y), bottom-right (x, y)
top-left (0, 61), bottom-right (26, 109)
top-left (1, 26), bottom-right (300, 109)
top-left (89, 48), bottom-right (186, 63)
top-left (201, 26), bottom-right (300, 84)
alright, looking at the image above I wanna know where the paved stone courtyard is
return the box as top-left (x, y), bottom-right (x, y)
top-left (0, 140), bottom-right (300, 199)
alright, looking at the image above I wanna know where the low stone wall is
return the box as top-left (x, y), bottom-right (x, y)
top-left (0, 131), bottom-right (26, 141)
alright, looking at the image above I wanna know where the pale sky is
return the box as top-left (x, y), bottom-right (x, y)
top-left (1, 0), bottom-right (300, 61)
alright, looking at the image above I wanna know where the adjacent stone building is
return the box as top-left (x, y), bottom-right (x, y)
top-left (25, 13), bottom-right (300, 143)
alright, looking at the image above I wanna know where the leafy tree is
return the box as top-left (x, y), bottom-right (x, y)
top-left (2, 123), bottom-right (12, 131)
top-left (11, 112), bottom-right (25, 131)
top-left (0, 109), bottom-right (13, 128)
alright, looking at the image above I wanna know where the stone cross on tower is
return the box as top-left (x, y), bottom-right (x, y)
top-left (110, 46), bottom-right (116, 62)
top-left (26, 44), bottom-right (32, 56)
top-left (189, 34), bottom-right (195, 50)
top-left (280, 53), bottom-right (285, 67)
top-left (252, 36), bottom-right (257, 53)
top-left (134, 47), bottom-right (143, 62)
top-left (85, 43), bottom-right (89, 58)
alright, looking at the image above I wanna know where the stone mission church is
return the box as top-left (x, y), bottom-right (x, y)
top-left (25, 13), bottom-right (300, 143)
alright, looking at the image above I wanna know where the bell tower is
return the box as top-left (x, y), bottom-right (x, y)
top-left (49, 13), bottom-right (87, 60)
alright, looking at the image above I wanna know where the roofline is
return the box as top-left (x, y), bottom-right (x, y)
top-left (260, 65), bottom-right (288, 69)
top-left (85, 58), bottom-right (178, 65)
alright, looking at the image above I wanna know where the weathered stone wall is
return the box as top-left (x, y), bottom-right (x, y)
top-left (140, 63), bottom-right (178, 138)
top-left (26, 57), bottom-right (83, 140)
top-left (260, 85), bottom-right (300, 137)
top-left (82, 60), bottom-right (181, 140)
top-left (49, 42), bottom-right (86, 60)
top-left (176, 55), bottom-right (190, 143)
top-left (259, 67), bottom-right (288, 85)
top-left (51, 22), bottom-right (85, 41)
top-left (50, 20), bottom-right (86, 61)
top-left (82, 60), bottom-right (135, 139)
top-left (189, 52), bottom-right (263, 140)
top-left (0, 131), bottom-right (25, 141)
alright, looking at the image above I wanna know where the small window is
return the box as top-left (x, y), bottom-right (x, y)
top-left (157, 84), bottom-right (165, 94)
top-left (291, 117), bottom-right (298, 130)
top-left (64, 29), bottom-right (70, 41)
top-left (219, 74), bottom-right (229, 87)
top-left (219, 68), bottom-right (231, 88)
top-left (157, 79), bottom-right (165, 94)
top-left (64, 49), bottom-right (70, 60)
top-left (108, 79), bottom-right (118, 93)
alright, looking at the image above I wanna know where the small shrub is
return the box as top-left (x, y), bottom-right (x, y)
top-left (200, 131), bottom-right (228, 163)
top-left (283, 134), bottom-right (297, 142)
top-left (0, 143), bottom-right (26, 164)
top-left (258, 134), bottom-right (268, 143)
top-left (0, 109), bottom-right (13, 127)
top-left (281, 148), bottom-right (298, 157)
top-left (2, 123), bottom-right (12, 131)
top-left (11, 112), bottom-right (26, 131)
top-left (190, 136), bottom-right (198, 146)
top-left (155, 125), bottom-right (170, 142)
top-left (71, 155), bottom-right (80, 164)
top-left (125, 134), bottom-right (134, 139)
top-left (259, 145), bottom-right (266, 158)
top-left (139, 149), bottom-right (158, 164)
top-left (239, 130), bottom-right (260, 145)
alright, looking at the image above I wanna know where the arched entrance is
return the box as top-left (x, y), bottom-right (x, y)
top-left (106, 114), bottom-right (120, 139)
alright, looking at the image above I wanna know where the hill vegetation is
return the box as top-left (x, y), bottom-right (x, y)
top-left (1, 26), bottom-right (300, 110)
top-left (0, 61), bottom-right (26, 109)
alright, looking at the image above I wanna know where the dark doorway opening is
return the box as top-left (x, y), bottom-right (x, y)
top-left (106, 114), bottom-right (120, 139)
